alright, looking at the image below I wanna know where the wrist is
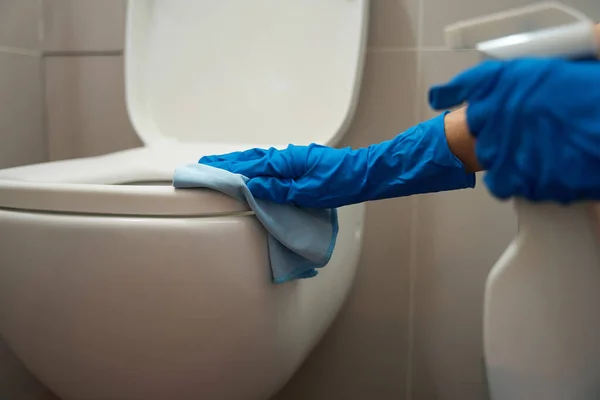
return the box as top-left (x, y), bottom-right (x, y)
top-left (595, 24), bottom-right (600, 56)
top-left (443, 108), bottom-right (482, 173)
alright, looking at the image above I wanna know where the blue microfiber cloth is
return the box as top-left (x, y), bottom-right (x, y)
top-left (173, 164), bottom-right (339, 284)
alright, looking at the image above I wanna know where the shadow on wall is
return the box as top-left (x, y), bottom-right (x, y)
top-left (0, 338), bottom-right (58, 400)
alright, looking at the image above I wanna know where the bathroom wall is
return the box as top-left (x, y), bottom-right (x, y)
top-left (1, 1), bottom-right (599, 400)
top-left (0, 2), bottom-right (49, 399)
top-left (0, 0), bottom-right (45, 169)
top-left (42, 0), bottom-right (141, 161)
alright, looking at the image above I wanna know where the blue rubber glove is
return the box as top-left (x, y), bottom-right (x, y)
top-left (429, 57), bottom-right (600, 203)
top-left (199, 113), bottom-right (475, 208)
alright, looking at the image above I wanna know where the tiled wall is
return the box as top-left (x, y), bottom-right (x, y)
top-left (0, 0), bottom-right (44, 169)
top-left (42, 0), bottom-right (141, 161)
top-left (1, 1), bottom-right (599, 400)
top-left (0, 3), bottom-right (49, 400)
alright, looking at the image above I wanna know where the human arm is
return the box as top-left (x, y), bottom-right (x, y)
top-left (596, 23), bottom-right (600, 53)
top-left (200, 24), bottom-right (600, 208)
top-left (443, 107), bottom-right (481, 173)
top-left (430, 43), bottom-right (600, 203)
top-left (200, 113), bottom-right (475, 208)
top-left (442, 23), bottom-right (600, 176)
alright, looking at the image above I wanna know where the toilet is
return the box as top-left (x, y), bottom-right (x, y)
top-left (0, 1), bottom-right (368, 399)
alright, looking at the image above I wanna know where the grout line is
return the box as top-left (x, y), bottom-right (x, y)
top-left (40, 53), bottom-right (50, 163)
top-left (421, 47), bottom-right (478, 52)
top-left (37, 0), bottom-right (44, 51)
top-left (406, 196), bottom-right (419, 400)
top-left (42, 50), bottom-right (124, 57)
top-left (367, 47), bottom-right (420, 53)
top-left (405, 0), bottom-right (426, 398)
top-left (368, 46), bottom-right (478, 53)
top-left (38, 0), bottom-right (50, 163)
top-left (0, 46), bottom-right (41, 57)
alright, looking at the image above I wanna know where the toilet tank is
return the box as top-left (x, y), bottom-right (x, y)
top-left (124, 0), bottom-right (368, 148)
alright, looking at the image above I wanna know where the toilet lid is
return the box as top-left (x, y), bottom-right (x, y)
top-left (124, 0), bottom-right (368, 148)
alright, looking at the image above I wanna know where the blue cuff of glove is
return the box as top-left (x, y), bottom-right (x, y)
top-left (367, 112), bottom-right (476, 202)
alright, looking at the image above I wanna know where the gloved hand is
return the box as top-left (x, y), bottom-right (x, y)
top-left (199, 113), bottom-right (475, 208)
top-left (429, 57), bottom-right (600, 203)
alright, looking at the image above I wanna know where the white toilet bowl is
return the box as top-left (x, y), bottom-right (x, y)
top-left (0, 1), bottom-right (369, 399)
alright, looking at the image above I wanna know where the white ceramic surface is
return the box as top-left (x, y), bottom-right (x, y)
top-left (0, 1), bottom-right (369, 399)
top-left (0, 204), bottom-right (365, 400)
top-left (125, 0), bottom-right (368, 148)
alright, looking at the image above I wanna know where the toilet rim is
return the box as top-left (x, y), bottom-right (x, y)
top-left (0, 179), bottom-right (252, 217)
top-left (0, 145), bottom-right (261, 217)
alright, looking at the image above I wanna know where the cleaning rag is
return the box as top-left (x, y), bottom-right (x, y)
top-left (173, 163), bottom-right (339, 284)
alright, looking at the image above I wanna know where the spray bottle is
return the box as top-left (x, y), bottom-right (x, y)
top-left (445, 3), bottom-right (600, 399)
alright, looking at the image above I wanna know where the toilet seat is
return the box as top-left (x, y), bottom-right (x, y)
top-left (0, 0), bottom-right (367, 218)
top-left (0, 143), bottom-right (272, 216)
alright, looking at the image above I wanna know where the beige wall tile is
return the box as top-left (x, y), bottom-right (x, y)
top-left (343, 51), bottom-right (419, 148)
top-left (421, 0), bottom-right (548, 47)
top-left (45, 56), bottom-right (141, 161)
top-left (42, 0), bottom-right (126, 52)
top-left (0, 53), bottom-right (45, 168)
top-left (273, 50), bottom-right (417, 400)
top-left (0, 0), bottom-right (40, 50)
top-left (368, 0), bottom-right (420, 48)
top-left (410, 50), bottom-right (518, 400)
top-left (417, 50), bottom-right (482, 119)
